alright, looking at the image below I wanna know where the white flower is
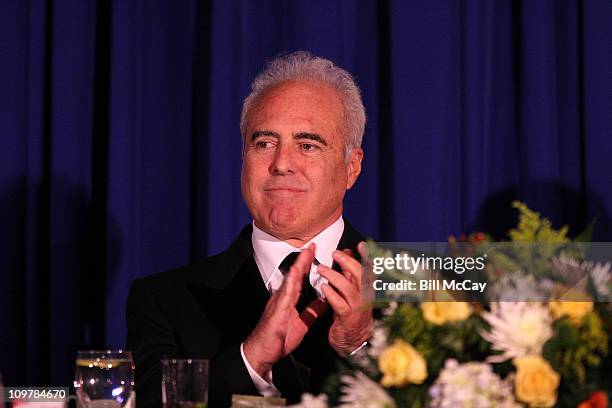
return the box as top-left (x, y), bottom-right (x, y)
top-left (338, 371), bottom-right (396, 408)
top-left (589, 261), bottom-right (611, 298)
top-left (487, 271), bottom-right (548, 301)
top-left (429, 359), bottom-right (520, 408)
top-left (288, 393), bottom-right (328, 408)
top-left (551, 253), bottom-right (589, 290)
top-left (552, 253), bottom-right (611, 299)
top-left (480, 302), bottom-right (553, 363)
top-left (367, 322), bottom-right (389, 359)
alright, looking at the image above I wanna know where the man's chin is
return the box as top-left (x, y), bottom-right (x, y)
top-left (255, 216), bottom-right (306, 240)
top-left (263, 221), bottom-right (301, 239)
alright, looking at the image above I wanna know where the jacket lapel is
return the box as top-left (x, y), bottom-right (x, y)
top-left (336, 220), bottom-right (366, 260)
top-left (186, 225), bottom-right (269, 348)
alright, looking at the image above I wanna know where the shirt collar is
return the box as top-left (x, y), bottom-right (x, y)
top-left (251, 216), bottom-right (345, 287)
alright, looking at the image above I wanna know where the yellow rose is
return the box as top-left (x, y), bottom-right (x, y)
top-left (420, 301), bottom-right (471, 325)
top-left (549, 301), bottom-right (593, 325)
top-left (378, 339), bottom-right (427, 387)
top-left (513, 355), bottom-right (560, 407)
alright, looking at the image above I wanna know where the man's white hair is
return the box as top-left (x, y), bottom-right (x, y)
top-left (240, 51), bottom-right (366, 158)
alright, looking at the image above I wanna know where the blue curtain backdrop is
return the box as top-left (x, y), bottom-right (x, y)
top-left (1, 0), bottom-right (611, 386)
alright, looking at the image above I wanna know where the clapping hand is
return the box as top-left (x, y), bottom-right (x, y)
top-left (318, 242), bottom-right (373, 356)
top-left (243, 244), bottom-right (328, 377)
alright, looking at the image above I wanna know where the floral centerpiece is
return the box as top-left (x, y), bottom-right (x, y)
top-left (292, 202), bottom-right (611, 408)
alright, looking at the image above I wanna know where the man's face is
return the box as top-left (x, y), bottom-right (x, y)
top-left (241, 80), bottom-right (363, 244)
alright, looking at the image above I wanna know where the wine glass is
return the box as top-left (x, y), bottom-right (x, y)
top-left (73, 350), bottom-right (135, 408)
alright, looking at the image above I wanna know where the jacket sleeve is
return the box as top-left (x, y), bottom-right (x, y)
top-left (126, 278), bottom-right (260, 408)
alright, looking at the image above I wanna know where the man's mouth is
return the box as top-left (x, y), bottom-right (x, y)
top-left (264, 188), bottom-right (306, 193)
top-left (263, 186), bottom-right (308, 195)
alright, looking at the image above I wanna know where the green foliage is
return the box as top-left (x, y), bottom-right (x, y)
top-left (481, 201), bottom-right (576, 279)
top-left (508, 201), bottom-right (569, 243)
top-left (388, 384), bottom-right (428, 408)
top-left (549, 312), bottom-right (610, 408)
top-left (321, 359), bottom-right (354, 406)
top-left (543, 312), bottom-right (608, 385)
top-left (385, 304), bottom-right (426, 344)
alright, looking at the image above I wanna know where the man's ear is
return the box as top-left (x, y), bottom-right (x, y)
top-left (346, 147), bottom-right (363, 190)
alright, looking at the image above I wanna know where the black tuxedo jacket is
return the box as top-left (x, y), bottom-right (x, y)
top-left (126, 222), bottom-right (364, 407)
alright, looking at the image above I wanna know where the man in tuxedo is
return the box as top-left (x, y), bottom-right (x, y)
top-left (126, 51), bottom-right (373, 407)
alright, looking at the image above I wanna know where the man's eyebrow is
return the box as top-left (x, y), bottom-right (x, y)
top-left (294, 132), bottom-right (327, 146)
top-left (250, 130), bottom-right (279, 141)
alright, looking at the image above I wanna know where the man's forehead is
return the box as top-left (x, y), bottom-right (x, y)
top-left (245, 80), bottom-right (345, 143)
top-left (252, 83), bottom-right (341, 118)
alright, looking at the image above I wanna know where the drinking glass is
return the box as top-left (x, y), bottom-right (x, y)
top-left (161, 359), bottom-right (209, 408)
top-left (74, 350), bottom-right (135, 408)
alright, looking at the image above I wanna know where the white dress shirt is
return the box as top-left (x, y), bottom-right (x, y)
top-left (240, 216), bottom-right (344, 397)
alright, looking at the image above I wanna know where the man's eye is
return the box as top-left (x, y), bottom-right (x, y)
top-left (255, 141), bottom-right (273, 149)
top-left (301, 143), bottom-right (319, 152)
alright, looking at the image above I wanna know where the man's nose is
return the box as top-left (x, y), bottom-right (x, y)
top-left (269, 144), bottom-right (295, 175)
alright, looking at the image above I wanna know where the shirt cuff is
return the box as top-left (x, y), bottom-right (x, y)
top-left (240, 342), bottom-right (281, 397)
top-left (349, 340), bottom-right (368, 356)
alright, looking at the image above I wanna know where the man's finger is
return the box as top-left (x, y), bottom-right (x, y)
top-left (293, 244), bottom-right (316, 275)
top-left (276, 244), bottom-right (316, 310)
top-left (318, 265), bottom-right (360, 306)
top-left (276, 265), bottom-right (305, 310)
top-left (321, 283), bottom-right (351, 315)
top-left (357, 241), bottom-right (370, 265)
top-left (332, 250), bottom-right (362, 288)
top-left (357, 242), bottom-right (375, 301)
top-left (341, 249), bottom-right (358, 285)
